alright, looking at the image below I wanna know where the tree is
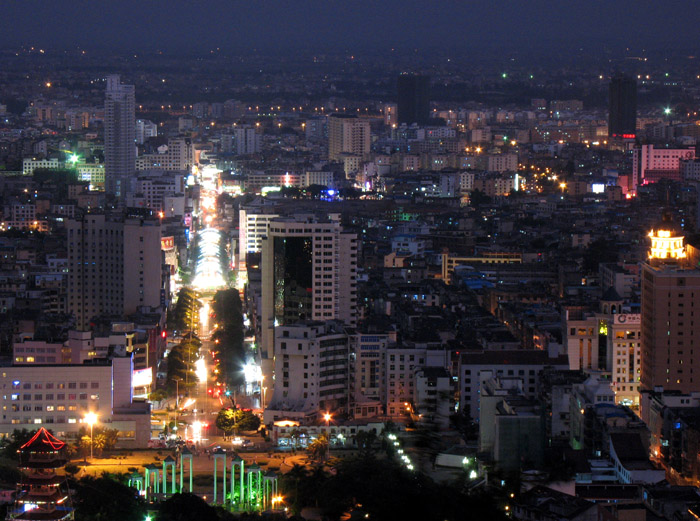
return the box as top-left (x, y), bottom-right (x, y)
top-left (157, 493), bottom-right (215, 521)
top-left (353, 430), bottom-right (377, 457)
top-left (469, 189), bottom-right (491, 207)
top-left (73, 476), bottom-right (147, 521)
top-left (216, 408), bottom-right (237, 438)
top-left (235, 410), bottom-right (261, 432)
top-left (280, 464), bottom-right (309, 516)
top-left (0, 429), bottom-right (39, 460)
top-left (149, 389), bottom-right (168, 403)
top-left (306, 432), bottom-right (330, 464)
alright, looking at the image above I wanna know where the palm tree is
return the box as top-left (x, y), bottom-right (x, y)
top-left (306, 432), bottom-right (330, 463)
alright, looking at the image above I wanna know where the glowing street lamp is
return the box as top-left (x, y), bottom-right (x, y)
top-left (84, 412), bottom-right (97, 460)
top-left (324, 412), bottom-right (332, 426)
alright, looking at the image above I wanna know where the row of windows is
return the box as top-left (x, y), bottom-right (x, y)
top-left (9, 393), bottom-right (98, 401)
top-left (11, 381), bottom-right (99, 390)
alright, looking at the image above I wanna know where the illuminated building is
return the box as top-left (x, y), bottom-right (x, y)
top-left (631, 145), bottom-right (695, 193)
top-left (104, 75), bottom-right (135, 199)
top-left (608, 75), bottom-right (637, 139)
top-left (0, 354), bottom-right (151, 445)
top-left (397, 73), bottom-right (430, 126)
top-left (328, 114), bottom-right (370, 161)
top-left (641, 216), bottom-right (700, 398)
top-left (7, 428), bottom-right (73, 521)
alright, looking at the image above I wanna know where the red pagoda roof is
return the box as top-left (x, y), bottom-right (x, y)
top-left (20, 429), bottom-right (66, 452)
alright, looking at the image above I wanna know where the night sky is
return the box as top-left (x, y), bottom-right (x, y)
top-left (1, 0), bottom-right (699, 53)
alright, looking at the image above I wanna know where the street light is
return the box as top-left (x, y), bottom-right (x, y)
top-left (324, 412), bottom-right (331, 426)
top-left (84, 412), bottom-right (97, 460)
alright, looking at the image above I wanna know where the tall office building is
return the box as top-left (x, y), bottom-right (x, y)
top-left (327, 114), bottom-right (370, 161)
top-left (260, 216), bottom-right (358, 383)
top-left (397, 73), bottom-right (430, 126)
top-left (67, 213), bottom-right (163, 329)
top-left (609, 75), bottom-right (637, 138)
top-left (104, 75), bottom-right (136, 198)
top-left (640, 216), bottom-right (700, 397)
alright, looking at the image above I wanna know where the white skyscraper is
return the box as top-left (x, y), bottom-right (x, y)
top-left (105, 75), bottom-right (136, 198)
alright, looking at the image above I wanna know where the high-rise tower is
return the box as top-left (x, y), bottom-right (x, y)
top-left (609, 75), bottom-right (637, 138)
top-left (260, 215), bottom-right (358, 396)
top-left (104, 75), bottom-right (136, 199)
top-left (327, 114), bottom-right (370, 161)
top-left (397, 73), bottom-right (430, 126)
top-left (640, 215), bottom-right (700, 396)
top-left (67, 213), bottom-right (163, 329)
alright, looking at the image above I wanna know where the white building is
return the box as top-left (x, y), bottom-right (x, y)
top-left (238, 201), bottom-right (279, 256)
top-left (126, 170), bottom-right (186, 215)
top-left (136, 138), bottom-right (194, 172)
top-left (135, 119), bottom-right (157, 145)
top-left (386, 345), bottom-right (426, 417)
top-left (349, 331), bottom-right (391, 418)
top-left (0, 353), bottom-right (150, 447)
top-left (632, 144), bottom-right (695, 192)
top-left (607, 313), bottom-right (641, 406)
top-left (264, 321), bottom-right (349, 423)
top-left (232, 125), bottom-right (262, 155)
top-left (22, 158), bottom-right (61, 175)
top-left (328, 115), bottom-right (370, 161)
top-left (303, 171), bottom-right (336, 188)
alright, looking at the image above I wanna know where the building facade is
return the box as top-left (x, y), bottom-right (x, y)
top-left (104, 75), bottom-right (136, 198)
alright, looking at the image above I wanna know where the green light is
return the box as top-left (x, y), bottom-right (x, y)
top-left (68, 153), bottom-right (80, 163)
top-left (664, 107), bottom-right (672, 115)
top-left (665, 72), bottom-right (669, 77)
top-left (145, 516), bottom-right (152, 521)
top-left (529, 74), bottom-right (533, 79)
top-left (502, 73), bottom-right (507, 79)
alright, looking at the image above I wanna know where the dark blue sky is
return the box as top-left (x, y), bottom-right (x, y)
top-left (1, 0), bottom-right (699, 53)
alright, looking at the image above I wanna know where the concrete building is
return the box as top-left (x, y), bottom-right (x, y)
top-left (349, 331), bottom-right (391, 418)
top-left (238, 199), bottom-right (279, 258)
top-left (135, 119), bottom-right (157, 145)
top-left (104, 75), bottom-right (136, 199)
top-left (0, 352), bottom-right (151, 447)
top-left (479, 379), bottom-right (545, 471)
top-left (66, 213), bottom-right (163, 329)
top-left (260, 216), bottom-right (358, 402)
top-left (135, 138), bottom-right (194, 172)
top-left (641, 220), bottom-right (700, 398)
top-left (125, 170), bottom-right (186, 215)
top-left (328, 114), bottom-right (370, 161)
top-left (607, 313), bottom-right (641, 406)
top-left (264, 321), bottom-right (349, 423)
top-left (631, 145), bottom-right (695, 193)
top-left (232, 125), bottom-right (262, 155)
top-left (609, 433), bottom-right (665, 484)
top-left (458, 350), bottom-right (569, 421)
